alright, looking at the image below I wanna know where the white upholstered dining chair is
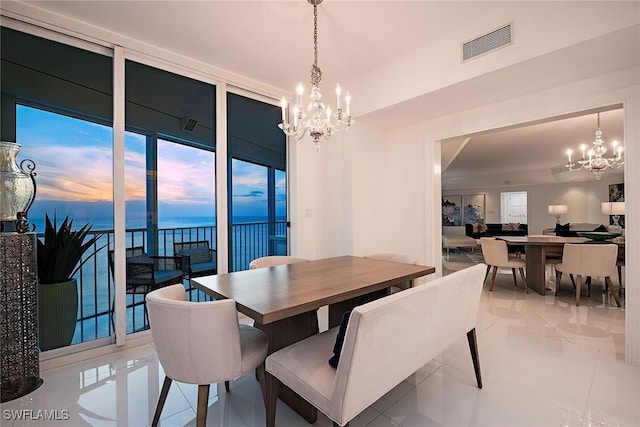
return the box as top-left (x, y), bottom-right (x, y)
top-left (249, 255), bottom-right (309, 269)
top-left (480, 237), bottom-right (528, 293)
top-left (146, 284), bottom-right (269, 427)
top-left (364, 253), bottom-right (417, 293)
top-left (555, 243), bottom-right (620, 306)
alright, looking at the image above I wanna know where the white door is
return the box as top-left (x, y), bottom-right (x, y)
top-left (501, 191), bottom-right (527, 223)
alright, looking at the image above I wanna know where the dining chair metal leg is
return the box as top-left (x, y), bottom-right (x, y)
top-left (484, 265), bottom-right (491, 283)
top-left (256, 362), bottom-right (268, 410)
top-left (555, 271), bottom-right (563, 296)
top-left (518, 268), bottom-right (529, 294)
top-left (488, 266), bottom-right (498, 291)
top-left (266, 372), bottom-right (279, 427)
top-left (224, 380), bottom-right (230, 392)
top-left (511, 268), bottom-right (517, 287)
top-left (575, 275), bottom-right (583, 306)
top-left (466, 328), bottom-right (483, 389)
top-left (196, 384), bottom-right (210, 427)
top-left (605, 276), bottom-right (621, 307)
top-left (151, 376), bottom-right (172, 427)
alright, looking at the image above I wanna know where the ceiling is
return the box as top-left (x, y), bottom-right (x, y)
top-left (2, 1), bottom-right (636, 190)
top-left (441, 107), bottom-right (625, 191)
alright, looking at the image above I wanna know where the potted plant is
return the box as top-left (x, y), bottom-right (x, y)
top-left (37, 213), bottom-right (103, 351)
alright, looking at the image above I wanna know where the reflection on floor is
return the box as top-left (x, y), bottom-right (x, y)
top-left (1, 270), bottom-right (637, 426)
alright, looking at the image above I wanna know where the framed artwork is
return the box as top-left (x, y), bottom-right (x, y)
top-left (462, 194), bottom-right (485, 225)
top-left (609, 183), bottom-right (624, 202)
top-left (442, 195), bottom-right (462, 226)
top-left (608, 183), bottom-right (625, 227)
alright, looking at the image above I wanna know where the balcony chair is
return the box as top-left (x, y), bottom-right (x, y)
top-left (480, 237), bottom-right (528, 293)
top-left (364, 253), bottom-right (417, 294)
top-left (108, 246), bottom-right (183, 327)
top-left (249, 255), bottom-right (309, 269)
top-left (173, 240), bottom-right (217, 279)
top-left (146, 284), bottom-right (269, 427)
top-left (555, 243), bottom-right (620, 306)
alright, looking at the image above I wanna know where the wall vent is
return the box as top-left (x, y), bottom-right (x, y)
top-left (463, 24), bottom-right (512, 62)
top-left (180, 117), bottom-right (198, 132)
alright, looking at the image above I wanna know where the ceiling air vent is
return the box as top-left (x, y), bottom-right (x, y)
top-left (180, 117), bottom-right (198, 132)
top-left (463, 24), bottom-right (512, 62)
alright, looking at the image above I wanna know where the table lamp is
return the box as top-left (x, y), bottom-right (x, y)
top-left (601, 201), bottom-right (625, 232)
top-left (548, 204), bottom-right (568, 224)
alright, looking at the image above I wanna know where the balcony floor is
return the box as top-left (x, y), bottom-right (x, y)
top-left (2, 272), bottom-right (639, 426)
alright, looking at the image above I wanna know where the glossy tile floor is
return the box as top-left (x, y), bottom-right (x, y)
top-left (2, 269), bottom-right (638, 427)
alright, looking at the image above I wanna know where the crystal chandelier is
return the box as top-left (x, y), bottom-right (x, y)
top-left (565, 112), bottom-right (624, 180)
top-left (279, 0), bottom-right (354, 151)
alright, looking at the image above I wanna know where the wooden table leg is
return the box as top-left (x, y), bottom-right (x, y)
top-left (524, 246), bottom-right (546, 295)
top-left (254, 311), bottom-right (319, 424)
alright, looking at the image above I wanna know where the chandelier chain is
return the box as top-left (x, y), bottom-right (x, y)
top-left (310, 2), bottom-right (322, 86)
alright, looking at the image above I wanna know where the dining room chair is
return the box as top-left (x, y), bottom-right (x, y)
top-left (249, 255), bottom-right (309, 269)
top-left (146, 284), bottom-right (269, 427)
top-left (480, 237), bottom-right (528, 293)
top-left (363, 253), bottom-right (417, 293)
top-left (555, 243), bottom-right (620, 306)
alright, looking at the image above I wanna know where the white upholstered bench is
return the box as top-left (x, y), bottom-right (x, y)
top-left (265, 263), bottom-right (486, 427)
top-left (442, 234), bottom-right (478, 260)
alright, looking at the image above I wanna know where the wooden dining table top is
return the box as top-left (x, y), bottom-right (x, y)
top-left (496, 235), bottom-right (625, 246)
top-left (192, 255), bottom-right (436, 325)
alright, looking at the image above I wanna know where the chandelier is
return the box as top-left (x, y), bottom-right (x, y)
top-left (279, 0), bottom-right (354, 151)
top-left (565, 112), bottom-right (624, 180)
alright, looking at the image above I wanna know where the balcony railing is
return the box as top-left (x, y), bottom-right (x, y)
top-left (41, 220), bottom-right (286, 347)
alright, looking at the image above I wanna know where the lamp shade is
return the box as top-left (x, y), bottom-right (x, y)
top-left (601, 201), bottom-right (625, 215)
top-left (548, 205), bottom-right (568, 215)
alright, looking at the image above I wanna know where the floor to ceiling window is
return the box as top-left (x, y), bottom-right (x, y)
top-left (2, 26), bottom-right (114, 350)
top-left (227, 92), bottom-right (287, 271)
top-left (2, 24), bottom-right (289, 351)
top-left (123, 60), bottom-right (216, 327)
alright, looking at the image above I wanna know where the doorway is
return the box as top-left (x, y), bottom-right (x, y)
top-left (501, 191), bottom-right (527, 224)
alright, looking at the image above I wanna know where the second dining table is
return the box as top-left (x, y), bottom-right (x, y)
top-left (496, 235), bottom-right (625, 295)
top-left (192, 255), bottom-right (436, 423)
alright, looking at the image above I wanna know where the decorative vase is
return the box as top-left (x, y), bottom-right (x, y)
top-left (38, 279), bottom-right (78, 351)
top-left (0, 141), bottom-right (36, 223)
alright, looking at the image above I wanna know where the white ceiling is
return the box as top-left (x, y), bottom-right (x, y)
top-left (441, 107), bottom-right (625, 191)
top-left (3, 1), bottom-right (637, 189)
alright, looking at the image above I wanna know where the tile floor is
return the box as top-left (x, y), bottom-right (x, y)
top-left (2, 270), bottom-right (638, 427)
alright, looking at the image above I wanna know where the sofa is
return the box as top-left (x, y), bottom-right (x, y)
top-left (465, 222), bottom-right (528, 239)
top-left (264, 264), bottom-right (486, 427)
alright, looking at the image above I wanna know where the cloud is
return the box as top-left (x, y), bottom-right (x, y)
top-left (235, 190), bottom-right (265, 198)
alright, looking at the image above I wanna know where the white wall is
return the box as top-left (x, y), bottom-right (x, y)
top-left (443, 173), bottom-right (624, 235)
top-left (303, 70), bottom-right (638, 364)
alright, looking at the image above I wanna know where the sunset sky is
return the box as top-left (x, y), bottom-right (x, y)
top-left (16, 105), bottom-right (285, 224)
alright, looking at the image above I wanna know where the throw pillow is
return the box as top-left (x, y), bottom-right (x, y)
top-left (593, 224), bottom-right (608, 232)
top-left (501, 223), bottom-right (510, 231)
top-left (478, 224), bottom-right (487, 233)
top-left (472, 223), bottom-right (480, 233)
top-left (555, 223), bottom-right (570, 232)
top-left (509, 222), bottom-right (520, 231)
top-left (328, 310), bottom-right (352, 369)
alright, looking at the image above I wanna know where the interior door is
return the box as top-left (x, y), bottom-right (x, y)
top-left (502, 191), bottom-right (528, 223)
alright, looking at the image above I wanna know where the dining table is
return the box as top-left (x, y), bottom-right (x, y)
top-left (496, 235), bottom-right (625, 295)
top-left (192, 255), bottom-right (436, 423)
